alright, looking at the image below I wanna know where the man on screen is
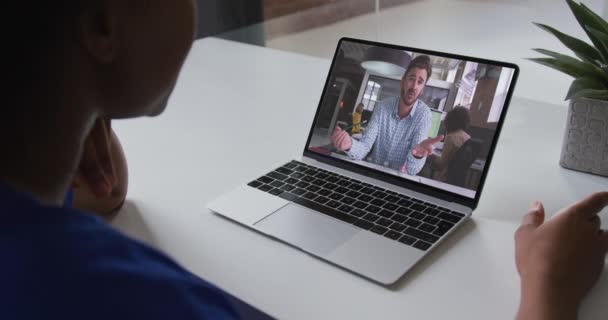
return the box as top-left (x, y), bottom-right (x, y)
top-left (331, 55), bottom-right (443, 175)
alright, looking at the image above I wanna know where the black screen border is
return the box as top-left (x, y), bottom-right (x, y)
top-left (303, 37), bottom-right (520, 210)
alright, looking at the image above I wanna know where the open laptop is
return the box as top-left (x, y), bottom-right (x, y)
top-left (208, 37), bottom-right (519, 285)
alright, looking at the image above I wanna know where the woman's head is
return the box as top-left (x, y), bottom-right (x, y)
top-left (445, 106), bottom-right (471, 133)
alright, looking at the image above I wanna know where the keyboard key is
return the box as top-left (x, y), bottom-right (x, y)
top-left (384, 230), bottom-right (401, 240)
top-left (291, 172), bottom-right (305, 179)
top-left (302, 176), bottom-right (315, 183)
top-left (404, 228), bottom-right (440, 244)
top-left (258, 176), bottom-right (273, 184)
top-left (258, 185), bottom-right (273, 192)
top-left (285, 177), bottom-right (299, 185)
top-left (424, 208), bottom-right (440, 216)
top-left (248, 180), bottom-right (263, 188)
top-left (354, 219), bottom-right (374, 230)
top-left (335, 186), bottom-right (349, 194)
top-left (346, 190), bottom-right (361, 198)
top-left (423, 216), bottom-right (440, 225)
top-left (315, 196), bottom-right (330, 204)
top-left (386, 190), bottom-right (397, 196)
top-left (419, 223), bottom-right (436, 233)
top-left (329, 193), bottom-right (344, 201)
top-left (410, 203), bottom-right (425, 211)
top-left (378, 210), bottom-right (394, 218)
top-left (365, 205), bottom-right (381, 213)
top-left (377, 218), bottom-right (392, 227)
top-left (295, 181), bottom-right (310, 189)
top-left (280, 184), bottom-right (296, 192)
top-left (324, 183), bottom-right (338, 190)
top-left (349, 184), bottom-right (364, 191)
top-left (315, 172), bottom-right (329, 180)
top-left (361, 187), bottom-right (376, 195)
top-left (363, 214), bottom-right (380, 222)
top-left (351, 209), bottom-right (366, 217)
top-left (438, 212), bottom-right (462, 223)
top-left (383, 203), bottom-right (398, 211)
top-left (306, 185), bottom-right (320, 192)
top-left (410, 212), bottom-right (427, 220)
top-left (292, 188), bottom-right (307, 196)
top-left (405, 219), bottom-right (422, 228)
top-left (268, 172), bottom-right (288, 181)
top-left (370, 199), bottom-right (386, 207)
top-left (385, 195), bottom-right (400, 203)
top-left (336, 180), bottom-right (352, 187)
top-left (390, 214), bottom-right (408, 223)
top-left (338, 204), bottom-right (354, 213)
top-left (304, 169), bottom-right (317, 176)
top-left (303, 192), bottom-right (318, 200)
top-left (438, 220), bottom-right (455, 230)
top-left (326, 200), bottom-right (341, 208)
top-left (284, 162), bottom-right (298, 169)
top-left (293, 165), bottom-right (307, 172)
top-left (340, 197), bottom-right (356, 205)
top-left (397, 199), bottom-right (413, 207)
top-left (326, 176), bottom-right (339, 183)
top-left (270, 180), bottom-right (285, 188)
top-left (291, 196), bottom-right (357, 224)
top-left (312, 179), bottom-right (326, 187)
top-left (413, 241), bottom-right (432, 251)
top-left (269, 188), bottom-right (283, 196)
top-left (399, 235), bottom-right (416, 245)
top-left (372, 191), bottom-right (388, 199)
top-left (370, 225), bottom-right (388, 235)
top-left (317, 189), bottom-right (332, 196)
top-left (358, 194), bottom-right (373, 202)
top-left (389, 222), bottom-right (406, 232)
top-left (353, 201), bottom-right (368, 209)
top-left (449, 210), bottom-right (465, 218)
top-left (275, 167), bottom-right (294, 175)
top-left (396, 207), bottom-right (412, 216)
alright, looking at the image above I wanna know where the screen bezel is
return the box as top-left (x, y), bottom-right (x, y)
top-left (302, 37), bottom-right (520, 210)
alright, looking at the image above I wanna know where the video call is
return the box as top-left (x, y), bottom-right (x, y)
top-left (307, 40), bottom-right (516, 198)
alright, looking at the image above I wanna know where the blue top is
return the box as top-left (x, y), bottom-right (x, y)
top-left (0, 184), bottom-right (239, 320)
top-left (346, 97), bottom-right (431, 175)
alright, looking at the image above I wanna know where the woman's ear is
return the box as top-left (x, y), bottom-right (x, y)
top-left (77, 1), bottom-right (121, 64)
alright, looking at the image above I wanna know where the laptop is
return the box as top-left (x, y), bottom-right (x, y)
top-left (208, 37), bottom-right (519, 285)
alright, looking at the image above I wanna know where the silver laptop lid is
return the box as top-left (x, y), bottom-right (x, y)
top-left (303, 38), bottom-right (519, 210)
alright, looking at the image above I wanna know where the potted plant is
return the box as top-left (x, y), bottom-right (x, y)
top-left (531, 0), bottom-right (608, 177)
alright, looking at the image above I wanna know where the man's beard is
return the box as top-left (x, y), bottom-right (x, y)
top-left (401, 88), bottom-right (418, 106)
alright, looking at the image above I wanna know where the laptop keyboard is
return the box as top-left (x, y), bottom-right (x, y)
top-left (247, 160), bottom-right (465, 251)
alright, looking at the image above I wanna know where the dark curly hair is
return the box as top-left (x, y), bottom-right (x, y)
top-left (445, 106), bottom-right (471, 133)
top-left (404, 55), bottom-right (432, 82)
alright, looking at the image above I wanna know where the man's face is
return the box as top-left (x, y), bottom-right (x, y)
top-left (400, 67), bottom-right (428, 107)
top-left (102, 0), bottom-right (197, 119)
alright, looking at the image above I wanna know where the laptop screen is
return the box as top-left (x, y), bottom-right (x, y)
top-left (306, 38), bottom-right (517, 200)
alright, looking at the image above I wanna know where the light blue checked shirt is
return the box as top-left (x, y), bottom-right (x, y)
top-left (346, 96), bottom-right (431, 175)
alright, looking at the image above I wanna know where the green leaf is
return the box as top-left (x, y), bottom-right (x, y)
top-left (566, 88), bottom-right (608, 100)
top-left (580, 3), bottom-right (608, 34)
top-left (528, 51), bottom-right (608, 84)
top-left (586, 27), bottom-right (608, 62)
top-left (566, 0), bottom-right (608, 63)
top-left (566, 77), bottom-right (607, 100)
top-left (533, 22), bottom-right (601, 64)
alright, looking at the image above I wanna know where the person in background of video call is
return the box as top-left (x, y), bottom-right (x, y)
top-left (431, 106), bottom-right (471, 182)
top-left (330, 55), bottom-right (444, 175)
top-left (351, 103), bottom-right (364, 134)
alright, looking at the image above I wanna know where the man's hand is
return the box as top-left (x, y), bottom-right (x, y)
top-left (515, 193), bottom-right (608, 320)
top-left (411, 135), bottom-right (444, 159)
top-left (331, 127), bottom-right (352, 152)
top-left (75, 118), bottom-right (117, 197)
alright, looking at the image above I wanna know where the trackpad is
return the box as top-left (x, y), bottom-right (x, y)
top-left (255, 203), bottom-right (358, 256)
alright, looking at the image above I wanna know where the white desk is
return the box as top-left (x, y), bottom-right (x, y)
top-left (110, 38), bottom-right (608, 319)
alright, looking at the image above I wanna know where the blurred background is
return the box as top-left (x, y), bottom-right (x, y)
top-left (196, 0), bottom-right (608, 106)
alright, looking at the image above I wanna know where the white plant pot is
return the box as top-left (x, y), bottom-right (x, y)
top-left (560, 98), bottom-right (608, 177)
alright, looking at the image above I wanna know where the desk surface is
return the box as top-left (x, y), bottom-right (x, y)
top-left (110, 38), bottom-right (608, 319)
